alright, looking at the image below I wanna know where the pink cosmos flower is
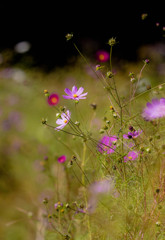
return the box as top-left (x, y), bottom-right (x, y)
top-left (124, 151), bottom-right (139, 162)
top-left (55, 110), bottom-right (70, 131)
top-left (142, 98), bottom-right (165, 121)
top-left (47, 93), bottom-right (59, 106)
top-left (57, 155), bottom-right (66, 163)
top-left (96, 50), bottom-right (109, 62)
top-left (63, 86), bottom-right (88, 101)
top-left (123, 130), bottom-right (142, 139)
top-left (98, 135), bottom-right (118, 154)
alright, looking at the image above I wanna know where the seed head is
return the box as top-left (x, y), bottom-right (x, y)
top-left (65, 33), bottom-right (73, 41)
top-left (108, 37), bottom-right (116, 47)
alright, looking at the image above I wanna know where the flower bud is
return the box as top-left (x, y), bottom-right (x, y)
top-left (106, 71), bottom-right (114, 78)
top-left (43, 198), bottom-right (48, 204)
top-left (99, 129), bottom-right (105, 134)
top-left (56, 113), bottom-right (61, 118)
top-left (75, 121), bottom-right (80, 126)
top-left (108, 37), bottom-right (116, 46)
top-left (41, 118), bottom-right (47, 125)
top-left (130, 77), bottom-right (137, 83)
top-left (145, 147), bottom-right (151, 153)
top-left (103, 125), bottom-right (108, 130)
top-left (113, 113), bottom-right (117, 118)
top-left (156, 221), bottom-right (161, 227)
top-left (144, 59), bottom-right (150, 64)
top-left (90, 103), bottom-right (97, 110)
top-left (95, 64), bottom-right (104, 71)
top-left (65, 33), bottom-right (73, 41)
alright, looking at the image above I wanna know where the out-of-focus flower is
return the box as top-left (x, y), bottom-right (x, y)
top-left (124, 151), bottom-right (139, 162)
top-left (47, 93), bottom-right (59, 106)
top-left (136, 78), bottom-right (151, 94)
top-left (63, 86), bottom-right (88, 101)
top-left (54, 201), bottom-right (63, 209)
top-left (123, 130), bottom-right (142, 139)
top-left (98, 135), bottom-right (117, 154)
top-left (87, 178), bottom-right (118, 213)
top-left (142, 98), bottom-right (165, 121)
top-left (55, 110), bottom-right (70, 131)
top-left (89, 178), bottom-right (114, 195)
top-left (57, 155), bottom-right (66, 163)
top-left (96, 50), bottom-right (109, 62)
top-left (14, 41), bottom-right (31, 53)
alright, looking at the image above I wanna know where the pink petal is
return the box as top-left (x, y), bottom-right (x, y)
top-left (79, 92), bottom-right (88, 97)
top-left (56, 119), bottom-right (64, 125)
top-left (64, 88), bottom-right (72, 96)
top-left (76, 87), bottom-right (84, 96)
top-left (72, 86), bottom-right (78, 94)
top-left (63, 95), bottom-right (72, 99)
top-left (55, 124), bottom-right (65, 131)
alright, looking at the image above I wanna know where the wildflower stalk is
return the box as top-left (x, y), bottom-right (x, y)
top-left (73, 42), bottom-right (106, 87)
top-left (109, 45), bottom-right (113, 71)
top-left (131, 61), bottom-right (147, 99)
top-left (81, 142), bottom-right (92, 240)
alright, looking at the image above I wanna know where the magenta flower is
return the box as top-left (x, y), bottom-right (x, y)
top-left (96, 50), bottom-right (109, 62)
top-left (58, 155), bottom-right (66, 163)
top-left (124, 151), bottom-right (139, 162)
top-left (142, 98), bottom-right (165, 121)
top-left (98, 135), bottom-right (117, 154)
top-left (123, 130), bottom-right (142, 139)
top-left (47, 93), bottom-right (59, 106)
top-left (63, 86), bottom-right (88, 101)
top-left (55, 110), bottom-right (70, 131)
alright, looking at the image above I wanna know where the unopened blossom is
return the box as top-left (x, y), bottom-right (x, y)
top-left (63, 86), bottom-right (88, 101)
top-left (123, 130), bottom-right (142, 139)
top-left (98, 135), bottom-right (117, 154)
top-left (55, 110), bottom-right (70, 131)
top-left (124, 151), bottom-right (139, 162)
top-left (142, 98), bottom-right (165, 121)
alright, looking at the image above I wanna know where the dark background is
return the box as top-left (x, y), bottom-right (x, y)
top-left (0, 2), bottom-right (164, 71)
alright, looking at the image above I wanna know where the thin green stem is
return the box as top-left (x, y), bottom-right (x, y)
top-left (81, 143), bottom-right (92, 240)
top-left (110, 46), bottom-right (113, 71)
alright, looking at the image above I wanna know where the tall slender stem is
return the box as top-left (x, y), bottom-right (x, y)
top-left (81, 143), bottom-right (92, 240)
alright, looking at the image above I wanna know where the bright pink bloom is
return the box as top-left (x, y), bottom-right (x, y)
top-left (96, 50), bottom-right (109, 62)
top-left (142, 98), bottom-right (165, 121)
top-left (63, 86), bottom-right (88, 101)
top-left (98, 135), bottom-right (117, 154)
top-left (124, 151), bottom-right (139, 162)
top-left (57, 155), bottom-right (66, 163)
top-left (55, 110), bottom-right (70, 131)
top-left (48, 93), bottom-right (59, 106)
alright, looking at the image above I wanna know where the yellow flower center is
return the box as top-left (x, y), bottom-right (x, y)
top-left (99, 54), bottom-right (105, 60)
top-left (51, 97), bottom-right (58, 103)
top-left (64, 119), bottom-right (68, 123)
top-left (128, 156), bottom-right (132, 160)
top-left (73, 94), bottom-right (78, 98)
